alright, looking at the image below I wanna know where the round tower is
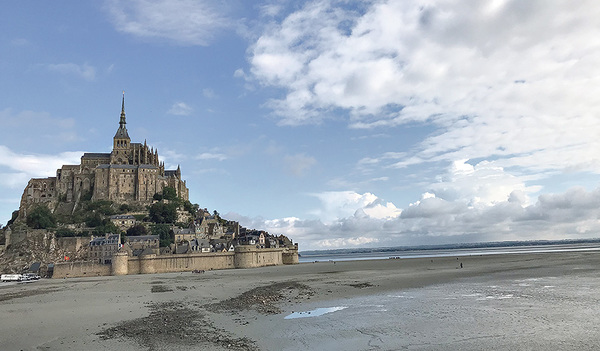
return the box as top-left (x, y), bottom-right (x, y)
top-left (112, 251), bottom-right (129, 275)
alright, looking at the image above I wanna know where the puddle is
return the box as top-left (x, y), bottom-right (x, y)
top-left (284, 306), bottom-right (347, 319)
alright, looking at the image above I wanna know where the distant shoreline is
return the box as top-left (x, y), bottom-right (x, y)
top-left (300, 237), bottom-right (600, 256)
top-left (299, 240), bottom-right (600, 263)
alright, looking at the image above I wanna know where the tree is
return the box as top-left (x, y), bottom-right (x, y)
top-left (126, 224), bottom-right (148, 236)
top-left (151, 224), bottom-right (174, 247)
top-left (26, 205), bottom-right (56, 229)
top-left (55, 228), bottom-right (78, 237)
top-left (183, 201), bottom-right (198, 216)
top-left (86, 213), bottom-right (104, 227)
top-left (162, 187), bottom-right (178, 201)
top-left (149, 202), bottom-right (178, 223)
top-left (92, 221), bottom-right (119, 236)
top-left (119, 203), bottom-right (131, 214)
top-left (86, 200), bottom-right (116, 215)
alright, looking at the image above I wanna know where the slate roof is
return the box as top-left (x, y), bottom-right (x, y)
top-left (82, 153), bottom-right (111, 159)
top-left (114, 126), bottom-right (130, 139)
top-left (29, 262), bottom-right (41, 272)
top-left (128, 235), bottom-right (159, 242)
top-left (96, 164), bottom-right (159, 169)
top-left (110, 215), bottom-right (135, 220)
top-left (90, 234), bottom-right (120, 246)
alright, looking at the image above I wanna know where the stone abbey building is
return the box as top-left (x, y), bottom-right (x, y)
top-left (19, 94), bottom-right (189, 217)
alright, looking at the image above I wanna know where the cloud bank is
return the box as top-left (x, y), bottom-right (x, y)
top-left (248, 0), bottom-right (600, 175)
top-left (231, 184), bottom-right (600, 251)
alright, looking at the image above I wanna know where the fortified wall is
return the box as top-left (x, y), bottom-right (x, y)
top-left (52, 246), bottom-right (299, 278)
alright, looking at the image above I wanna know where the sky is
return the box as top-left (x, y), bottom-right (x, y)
top-left (2, 0), bottom-right (600, 250)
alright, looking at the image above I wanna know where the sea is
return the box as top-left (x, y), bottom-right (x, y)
top-left (298, 239), bottom-right (600, 263)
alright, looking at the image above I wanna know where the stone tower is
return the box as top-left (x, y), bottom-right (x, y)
top-left (111, 91), bottom-right (130, 165)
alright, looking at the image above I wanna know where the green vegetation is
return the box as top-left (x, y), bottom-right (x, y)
top-left (85, 213), bottom-right (104, 227)
top-left (26, 205), bottom-right (56, 229)
top-left (149, 187), bottom-right (199, 224)
top-left (84, 211), bottom-right (119, 235)
top-left (162, 187), bottom-right (178, 201)
top-left (151, 224), bottom-right (174, 247)
top-left (80, 190), bottom-right (93, 201)
top-left (153, 186), bottom-right (178, 202)
top-left (149, 202), bottom-right (178, 223)
top-left (15, 186), bottom-right (200, 242)
top-left (92, 221), bottom-right (119, 236)
top-left (183, 200), bottom-right (198, 215)
top-left (86, 200), bottom-right (117, 215)
top-left (55, 228), bottom-right (80, 237)
top-left (126, 223), bottom-right (148, 236)
top-left (119, 203), bottom-right (130, 213)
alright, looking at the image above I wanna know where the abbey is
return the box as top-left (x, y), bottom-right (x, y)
top-left (19, 94), bottom-right (189, 216)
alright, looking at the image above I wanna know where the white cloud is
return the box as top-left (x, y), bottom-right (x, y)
top-left (428, 159), bottom-right (539, 207)
top-left (105, 0), bottom-right (233, 46)
top-left (310, 191), bottom-right (401, 222)
top-left (44, 63), bottom-right (96, 81)
top-left (195, 152), bottom-right (227, 161)
top-left (167, 102), bottom-right (193, 116)
top-left (248, 0), bottom-right (600, 176)
top-left (0, 145), bottom-right (83, 188)
top-left (235, 185), bottom-right (600, 251)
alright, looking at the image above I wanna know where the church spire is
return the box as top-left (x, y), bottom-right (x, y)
top-left (114, 91), bottom-right (130, 140)
top-left (119, 90), bottom-right (126, 128)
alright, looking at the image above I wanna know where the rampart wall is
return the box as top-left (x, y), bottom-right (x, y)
top-left (53, 261), bottom-right (111, 278)
top-left (282, 248), bottom-right (299, 265)
top-left (52, 246), bottom-right (298, 278)
top-left (234, 246), bottom-right (283, 268)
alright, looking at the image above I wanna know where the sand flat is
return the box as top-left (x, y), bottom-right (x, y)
top-left (1, 251), bottom-right (599, 350)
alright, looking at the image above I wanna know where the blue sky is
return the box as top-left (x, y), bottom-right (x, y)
top-left (2, 0), bottom-right (600, 250)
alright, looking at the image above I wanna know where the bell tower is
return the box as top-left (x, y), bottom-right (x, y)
top-left (111, 91), bottom-right (131, 164)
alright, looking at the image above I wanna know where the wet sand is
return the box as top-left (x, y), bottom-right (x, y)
top-left (1, 251), bottom-right (599, 350)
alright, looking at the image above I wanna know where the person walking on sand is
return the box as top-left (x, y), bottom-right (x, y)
top-left (460, 262), bottom-right (463, 269)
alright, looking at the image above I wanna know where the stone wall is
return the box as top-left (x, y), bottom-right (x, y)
top-left (234, 246), bottom-right (283, 268)
top-left (52, 246), bottom-right (299, 278)
top-left (56, 237), bottom-right (86, 253)
top-left (52, 261), bottom-right (111, 278)
top-left (282, 248), bottom-right (299, 265)
top-left (137, 252), bottom-right (235, 274)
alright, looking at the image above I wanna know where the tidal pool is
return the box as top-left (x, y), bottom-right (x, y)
top-left (284, 306), bottom-right (347, 319)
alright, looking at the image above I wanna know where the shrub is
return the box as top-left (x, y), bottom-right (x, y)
top-left (149, 202), bottom-right (178, 223)
top-left (86, 200), bottom-right (116, 215)
top-left (26, 205), bottom-right (56, 229)
top-left (55, 228), bottom-right (78, 237)
top-left (126, 224), bottom-right (148, 236)
top-left (151, 224), bottom-right (174, 247)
